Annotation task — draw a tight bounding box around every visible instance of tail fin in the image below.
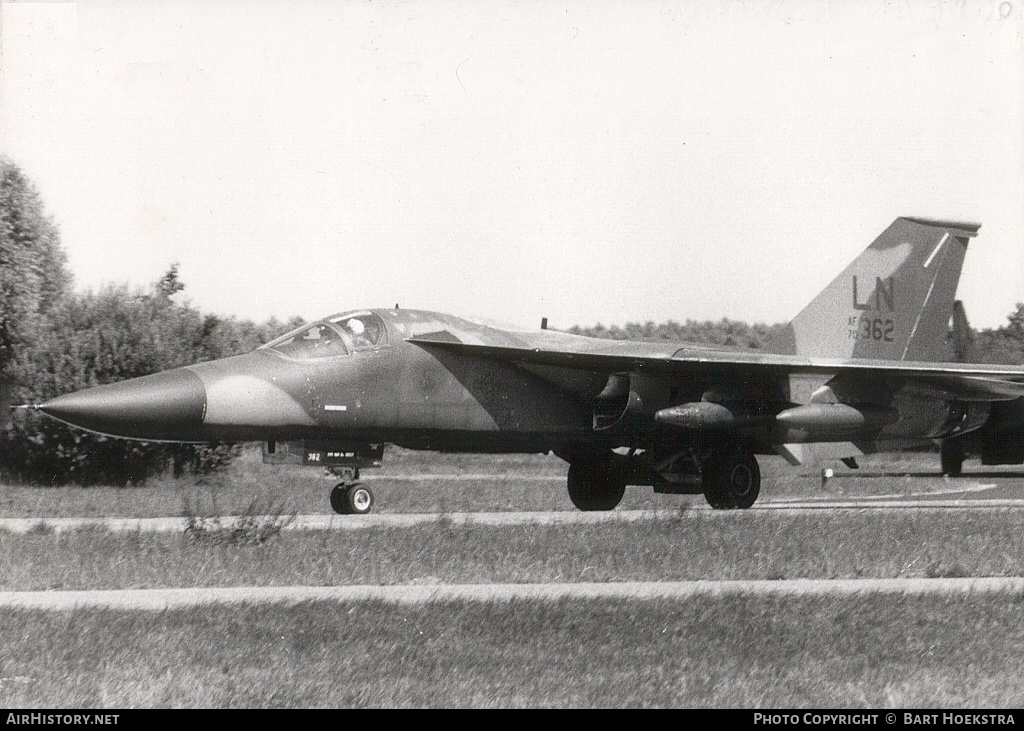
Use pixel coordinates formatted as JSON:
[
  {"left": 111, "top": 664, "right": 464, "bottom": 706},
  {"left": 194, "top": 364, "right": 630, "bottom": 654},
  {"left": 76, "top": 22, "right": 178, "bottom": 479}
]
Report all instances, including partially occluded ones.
[
  {"left": 949, "top": 299, "right": 977, "bottom": 363},
  {"left": 764, "top": 217, "right": 980, "bottom": 362}
]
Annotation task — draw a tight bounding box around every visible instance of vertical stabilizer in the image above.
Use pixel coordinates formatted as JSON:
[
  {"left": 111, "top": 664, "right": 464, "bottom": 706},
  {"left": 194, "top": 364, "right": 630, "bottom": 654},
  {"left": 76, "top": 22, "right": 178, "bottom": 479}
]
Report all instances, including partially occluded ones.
[
  {"left": 765, "top": 217, "right": 980, "bottom": 362},
  {"left": 949, "top": 300, "right": 977, "bottom": 363}
]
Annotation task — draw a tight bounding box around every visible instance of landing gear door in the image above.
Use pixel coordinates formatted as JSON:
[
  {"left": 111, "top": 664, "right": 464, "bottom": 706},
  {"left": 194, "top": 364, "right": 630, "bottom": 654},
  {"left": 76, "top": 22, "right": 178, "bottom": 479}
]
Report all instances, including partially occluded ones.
[{"left": 262, "top": 440, "right": 384, "bottom": 468}]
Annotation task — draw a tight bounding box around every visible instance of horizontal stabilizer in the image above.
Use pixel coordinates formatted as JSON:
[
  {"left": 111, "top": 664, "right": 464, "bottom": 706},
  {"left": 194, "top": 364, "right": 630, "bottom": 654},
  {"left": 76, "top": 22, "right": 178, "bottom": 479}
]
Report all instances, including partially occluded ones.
[{"left": 907, "top": 374, "right": 1024, "bottom": 402}]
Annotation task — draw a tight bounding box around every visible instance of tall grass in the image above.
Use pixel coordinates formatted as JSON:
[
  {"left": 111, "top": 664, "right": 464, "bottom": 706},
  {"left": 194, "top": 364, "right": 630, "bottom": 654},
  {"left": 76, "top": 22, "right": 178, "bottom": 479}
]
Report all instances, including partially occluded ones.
[
  {"left": 1, "top": 447, "right": 1021, "bottom": 708},
  {"left": 2, "top": 510, "right": 1024, "bottom": 591},
  {"left": 1, "top": 594, "right": 1024, "bottom": 707},
  {"left": 182, "top": 490, "right": 295, "bottom": 547}
]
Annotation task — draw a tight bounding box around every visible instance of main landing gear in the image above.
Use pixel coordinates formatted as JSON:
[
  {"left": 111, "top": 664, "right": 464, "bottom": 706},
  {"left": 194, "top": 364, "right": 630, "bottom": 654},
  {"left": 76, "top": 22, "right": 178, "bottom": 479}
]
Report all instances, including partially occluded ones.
[
  {"left": 328, "top": 467, "right": 374, "bottom": 515},
  {"left": 564, "top": 445, "right": 762, "bottom": 511},
  {"left": 652, "top": 444, "right": 761, "bottom": 509},
  {"left": 701, "top": 448, "right": 760, "bottom": 509},
  {"left": 566, "top": 460, "right": 626, "bottom": 511},
  {"left": 940, "top": 438, "right": 965, "bottom": 478}
]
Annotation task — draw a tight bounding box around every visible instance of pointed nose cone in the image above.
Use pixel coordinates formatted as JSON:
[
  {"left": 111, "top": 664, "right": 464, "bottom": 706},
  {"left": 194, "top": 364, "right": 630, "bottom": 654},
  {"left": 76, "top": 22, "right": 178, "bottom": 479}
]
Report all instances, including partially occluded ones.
[{"left": 39, "top": 368, "right": 207, "bottom": 441}]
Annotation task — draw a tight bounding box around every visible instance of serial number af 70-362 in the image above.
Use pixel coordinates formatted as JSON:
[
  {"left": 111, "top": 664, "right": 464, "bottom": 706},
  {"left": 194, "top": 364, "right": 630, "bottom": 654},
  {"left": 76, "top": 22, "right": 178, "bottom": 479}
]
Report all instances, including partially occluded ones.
[{"left": 848, "top": 315, "right": 895, "bottom": 342}]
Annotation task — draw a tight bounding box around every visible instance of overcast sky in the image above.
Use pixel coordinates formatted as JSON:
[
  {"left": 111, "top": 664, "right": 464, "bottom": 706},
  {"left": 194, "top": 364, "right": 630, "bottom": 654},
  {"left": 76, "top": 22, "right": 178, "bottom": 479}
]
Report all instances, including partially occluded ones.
[{"left": 1, "top": 0, "right": 1022, "bottom": 331}]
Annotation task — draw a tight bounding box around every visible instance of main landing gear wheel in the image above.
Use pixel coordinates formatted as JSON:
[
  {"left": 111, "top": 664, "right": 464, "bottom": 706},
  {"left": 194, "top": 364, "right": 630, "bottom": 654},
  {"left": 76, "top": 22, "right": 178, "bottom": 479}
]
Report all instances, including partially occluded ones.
[
  {"left": 330, "top": 483, "right": 374, "bottom": 515},
  {"left": 567, "top": 461, "right": 626, "bottom": 511},
  {"left": 941, "top": 438, "right": 965, "bottom": 477},
  {"left": 703, "top": 450, "right": 760, "bottom": 510}
]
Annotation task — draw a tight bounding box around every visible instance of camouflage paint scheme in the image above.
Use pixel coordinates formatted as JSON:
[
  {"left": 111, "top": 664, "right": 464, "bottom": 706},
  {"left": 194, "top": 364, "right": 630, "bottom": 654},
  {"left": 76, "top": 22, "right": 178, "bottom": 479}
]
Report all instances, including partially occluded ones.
[{"left": 33, "top": 218, "right": 1024, "bottom": 511}]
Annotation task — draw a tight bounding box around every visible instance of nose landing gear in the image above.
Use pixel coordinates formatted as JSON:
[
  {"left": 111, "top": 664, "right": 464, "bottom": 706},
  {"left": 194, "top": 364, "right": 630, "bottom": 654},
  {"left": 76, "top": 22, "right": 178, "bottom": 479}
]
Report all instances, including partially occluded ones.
[
  {"left": 330, "top": 482, "right": 374, "bottom": 514},
  {"left": 328, "top": 466, "right": 374, "bottom": 515}
]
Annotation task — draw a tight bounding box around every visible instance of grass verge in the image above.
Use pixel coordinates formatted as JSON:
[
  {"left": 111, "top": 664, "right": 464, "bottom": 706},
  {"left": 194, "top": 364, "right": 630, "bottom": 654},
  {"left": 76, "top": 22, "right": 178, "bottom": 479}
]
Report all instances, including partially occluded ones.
[
  {"left": 182, "top": 491, "right": 295, "bottom": 547},
  {"left": 2, "top": 510, "right": 1024, "bottom": 590},
  {"left": 1, "top": 593, "right": 1023, "bottom": 708}
]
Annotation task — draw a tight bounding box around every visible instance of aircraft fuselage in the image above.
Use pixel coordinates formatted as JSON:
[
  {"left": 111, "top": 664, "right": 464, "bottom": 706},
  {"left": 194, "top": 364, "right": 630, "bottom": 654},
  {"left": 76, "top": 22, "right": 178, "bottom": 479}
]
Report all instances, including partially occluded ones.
[
  {"left": 31, "top": 218, "right": 1024, "bottom": 513},
  {"left": 38, "top": 308, "right": 984, "bottom": 457}
]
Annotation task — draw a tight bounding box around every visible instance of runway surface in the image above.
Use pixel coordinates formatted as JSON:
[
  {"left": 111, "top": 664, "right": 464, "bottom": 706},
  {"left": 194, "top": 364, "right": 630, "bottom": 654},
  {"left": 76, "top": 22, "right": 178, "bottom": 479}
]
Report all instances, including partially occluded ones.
[{"left": 3, "top": 578, "right": 1024, "bottom": 610}]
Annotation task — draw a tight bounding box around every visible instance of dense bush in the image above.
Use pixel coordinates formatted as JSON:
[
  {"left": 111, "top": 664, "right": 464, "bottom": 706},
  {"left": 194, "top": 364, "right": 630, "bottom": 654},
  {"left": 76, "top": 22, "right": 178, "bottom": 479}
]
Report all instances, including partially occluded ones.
[
  {"left": 0, "top": 275, "right": 301, "bottom": 485},
  {"left": 0, "top": 157, "right": 302, "bottom": 485},
  {"left": 0, "top": 158, "right": 70, "bottom": 370},
  {"left": 975, "top": 303, "right": 1024, "bottom": 365}
]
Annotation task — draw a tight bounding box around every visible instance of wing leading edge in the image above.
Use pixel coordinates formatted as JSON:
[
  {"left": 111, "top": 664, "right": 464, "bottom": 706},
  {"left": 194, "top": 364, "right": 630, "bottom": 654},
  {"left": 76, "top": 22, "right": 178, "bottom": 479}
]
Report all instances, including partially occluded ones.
[{"left": 408, "top": 332, "right": 1024, "bottom": 402}]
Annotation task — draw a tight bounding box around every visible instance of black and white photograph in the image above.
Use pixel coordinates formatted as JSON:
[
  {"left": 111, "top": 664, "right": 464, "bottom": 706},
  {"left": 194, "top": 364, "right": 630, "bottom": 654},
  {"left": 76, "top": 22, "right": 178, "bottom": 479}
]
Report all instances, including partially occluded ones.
[{"left": 1, "top": 0, "right": 1023, "bottom": 710}]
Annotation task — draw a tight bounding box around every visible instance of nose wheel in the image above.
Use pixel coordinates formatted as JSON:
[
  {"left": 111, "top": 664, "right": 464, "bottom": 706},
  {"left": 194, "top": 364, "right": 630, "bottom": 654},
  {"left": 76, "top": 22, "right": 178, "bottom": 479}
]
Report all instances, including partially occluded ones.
[{"left": 330, "top": 482, "right": 374, "bottom": 515}]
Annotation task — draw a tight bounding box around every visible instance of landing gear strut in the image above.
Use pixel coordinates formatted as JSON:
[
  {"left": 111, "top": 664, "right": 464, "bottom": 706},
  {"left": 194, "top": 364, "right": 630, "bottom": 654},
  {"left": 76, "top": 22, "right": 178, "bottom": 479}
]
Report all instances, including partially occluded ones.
[
  {"left": 567, "top": 460, "right": 625, "bottom": 511},
  {"left": 702, "top": 448, "right": 760, "bottom": 509},
  {"left": 941, "top": 438, "right": 965, "bottom": 477},
  {"left": 328, "top": 467, "right": 374, "bottom": 515}
]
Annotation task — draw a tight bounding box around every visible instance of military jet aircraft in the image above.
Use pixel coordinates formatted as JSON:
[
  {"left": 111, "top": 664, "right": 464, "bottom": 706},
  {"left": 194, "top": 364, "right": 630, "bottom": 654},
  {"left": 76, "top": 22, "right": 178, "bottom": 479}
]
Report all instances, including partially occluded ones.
[{"left": 27, "top": 217, "right": 1024, "bottom": 514}]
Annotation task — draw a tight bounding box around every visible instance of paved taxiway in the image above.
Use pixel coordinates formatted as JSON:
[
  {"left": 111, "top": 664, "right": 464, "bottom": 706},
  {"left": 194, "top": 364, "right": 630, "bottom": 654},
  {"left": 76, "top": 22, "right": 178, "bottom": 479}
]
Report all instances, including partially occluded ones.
[
  {"left": 4, "top": 578, "right": 1024, "bottom": 611},
  {"left": 3, "top": 483, "right": 1022, "bottom": 610},
  {"left": 1, "top": 495, "right": 1023, "bottom": 534}
]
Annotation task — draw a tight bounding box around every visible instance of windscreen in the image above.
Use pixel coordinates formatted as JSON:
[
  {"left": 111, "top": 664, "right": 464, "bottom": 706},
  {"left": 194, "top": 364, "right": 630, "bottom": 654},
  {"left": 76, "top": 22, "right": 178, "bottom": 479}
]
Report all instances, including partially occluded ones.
[
  {"left": 265, "top": 323, "right": 350, "bottom": 359},
  {"left": 329, "top": 312, "right": 387, "bottom": 350}
]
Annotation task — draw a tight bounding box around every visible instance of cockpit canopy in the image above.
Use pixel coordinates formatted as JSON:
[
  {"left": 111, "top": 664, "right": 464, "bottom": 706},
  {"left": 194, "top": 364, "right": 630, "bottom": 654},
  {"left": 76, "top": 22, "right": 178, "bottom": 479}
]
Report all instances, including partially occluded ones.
[{"left": 263, "top": 311, "right": 387, "bottom": 359}]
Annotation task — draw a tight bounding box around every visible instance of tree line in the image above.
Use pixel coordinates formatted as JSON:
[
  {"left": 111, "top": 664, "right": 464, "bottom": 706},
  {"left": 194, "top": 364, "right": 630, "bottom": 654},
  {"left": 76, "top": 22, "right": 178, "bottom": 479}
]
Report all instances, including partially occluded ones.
[
  {"left": 571, "top": 312, "right": 1023, "bottom": 366},
  {"left": 2, "top": 156, "right": 1023, "bottom": 484},
  {"left": 568, "top": 319, "right": 786, "bottom": 349},
  {"left": 0, "top": 158, "right": 302, "bottom": 484}
]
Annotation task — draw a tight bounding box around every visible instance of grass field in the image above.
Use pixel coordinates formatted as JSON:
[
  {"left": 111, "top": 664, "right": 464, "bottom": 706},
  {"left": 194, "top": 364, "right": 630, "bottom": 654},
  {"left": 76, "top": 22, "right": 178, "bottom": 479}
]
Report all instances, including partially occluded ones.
[
  {"left": 2, "top": 445, "right": 1024, "bottom": 708},
  {"left": 0, "top": 443, "right": 1015, "bottom": 519},
  {"left": 2, "top": 595, "right": 1024, "bottom": 708},
  {"left": 2, "top": 510, "right": 1024, "bottom": 591}
]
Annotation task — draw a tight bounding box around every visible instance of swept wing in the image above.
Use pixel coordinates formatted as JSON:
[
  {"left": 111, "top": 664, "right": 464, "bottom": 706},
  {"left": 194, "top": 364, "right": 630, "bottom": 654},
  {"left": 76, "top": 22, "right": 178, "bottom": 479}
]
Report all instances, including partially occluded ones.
[{"left": 408, "top": 331, "right": 1024, "bottom": 402}]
